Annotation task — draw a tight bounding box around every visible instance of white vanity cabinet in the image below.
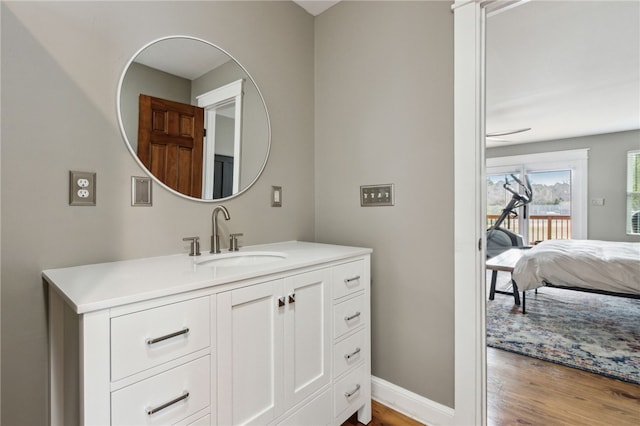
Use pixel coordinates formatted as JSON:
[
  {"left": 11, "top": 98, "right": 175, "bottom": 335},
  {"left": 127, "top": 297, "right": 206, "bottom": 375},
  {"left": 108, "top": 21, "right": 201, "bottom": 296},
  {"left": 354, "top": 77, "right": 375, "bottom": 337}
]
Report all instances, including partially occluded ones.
[
  {"left": 44, "top": 241, "right": 371, "bottom": 426},
  {"left": 216, "top": 268, "right": 332, "bottom": 425}
]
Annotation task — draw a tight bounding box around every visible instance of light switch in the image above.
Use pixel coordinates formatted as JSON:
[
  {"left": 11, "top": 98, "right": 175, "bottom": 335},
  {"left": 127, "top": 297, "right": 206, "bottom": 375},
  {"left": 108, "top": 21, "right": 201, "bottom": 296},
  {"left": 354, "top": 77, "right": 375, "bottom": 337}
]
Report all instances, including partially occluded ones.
[
  {"left": 272, "top": 186, "right": 282, "bottom": 207},
  {"left": 360, "top": 184, "right": 394, "bottom": 207}
]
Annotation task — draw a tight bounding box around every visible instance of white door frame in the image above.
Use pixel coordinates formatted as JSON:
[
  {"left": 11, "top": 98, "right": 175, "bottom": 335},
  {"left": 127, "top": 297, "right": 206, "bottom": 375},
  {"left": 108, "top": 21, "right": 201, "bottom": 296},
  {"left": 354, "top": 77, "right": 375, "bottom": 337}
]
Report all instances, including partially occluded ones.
[
  {"left": 197, "top": 79, "right": 244, "bottom": 199},
  {"left": 452, "top": 1, "right": 530, "bottom": 424},
  {"left": 452, "top": 1, "right": 486, "bottom": 424}
]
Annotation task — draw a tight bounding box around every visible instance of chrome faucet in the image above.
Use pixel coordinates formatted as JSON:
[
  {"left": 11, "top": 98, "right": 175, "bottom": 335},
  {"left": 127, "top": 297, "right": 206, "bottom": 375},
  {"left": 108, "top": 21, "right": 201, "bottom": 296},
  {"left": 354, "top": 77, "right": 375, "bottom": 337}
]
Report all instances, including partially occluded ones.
[{"left": 210, "top": 205, "right": 230, "bottom": 254}]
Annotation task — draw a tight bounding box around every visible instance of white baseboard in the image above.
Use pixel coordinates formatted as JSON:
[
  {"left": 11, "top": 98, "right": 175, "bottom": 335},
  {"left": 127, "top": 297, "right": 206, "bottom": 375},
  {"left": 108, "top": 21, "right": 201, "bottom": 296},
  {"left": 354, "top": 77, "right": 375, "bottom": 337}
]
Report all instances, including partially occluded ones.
[{"left": 371, "top": 376, "right": 455, "bottom": 426}]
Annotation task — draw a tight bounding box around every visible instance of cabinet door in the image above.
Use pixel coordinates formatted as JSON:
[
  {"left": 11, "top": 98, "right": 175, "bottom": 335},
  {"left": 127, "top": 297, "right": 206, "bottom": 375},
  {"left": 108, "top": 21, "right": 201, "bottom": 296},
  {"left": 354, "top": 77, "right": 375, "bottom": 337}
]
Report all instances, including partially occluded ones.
[
  {"left": 284, "top": 269, "right": 332, "bottom": 407},
  {"left": 217, "top": 280, "right": 284, "bottom": 425}
]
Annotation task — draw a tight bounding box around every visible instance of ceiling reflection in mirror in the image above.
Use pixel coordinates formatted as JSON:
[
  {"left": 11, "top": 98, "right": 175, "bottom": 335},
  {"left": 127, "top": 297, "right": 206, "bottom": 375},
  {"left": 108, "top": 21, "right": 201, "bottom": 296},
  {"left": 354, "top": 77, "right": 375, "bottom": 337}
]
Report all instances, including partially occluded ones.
[{"left": 117, "top": 36, "right": 271, "bottom": 201}]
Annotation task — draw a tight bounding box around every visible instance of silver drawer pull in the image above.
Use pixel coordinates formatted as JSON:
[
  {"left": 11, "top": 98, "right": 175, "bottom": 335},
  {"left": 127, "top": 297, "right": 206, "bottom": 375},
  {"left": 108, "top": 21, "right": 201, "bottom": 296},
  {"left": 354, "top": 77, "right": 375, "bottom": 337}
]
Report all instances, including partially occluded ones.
[
  {"left": 344, "top": 311, "right": 361, "bottom": 321},
  {"left": 344, "top": 347, "right": 361, "bottom": 360},
  {"left": 146, "top": 391, "right": 189, "bottom": 415},
  {"left": 288, "top": 293, "right": 296, "bottom": 304},
  {"left": 344, "top": 275, "right": 361, "bottom": 284},
  {"left": 344, "top": 384, "right": 361, "bottom": 398},
  {"left": 146, "top": 327, "right": 190, "bottom": 345},
  {"left": 278, "top": 296, "right": 286, "bottom": 308}
]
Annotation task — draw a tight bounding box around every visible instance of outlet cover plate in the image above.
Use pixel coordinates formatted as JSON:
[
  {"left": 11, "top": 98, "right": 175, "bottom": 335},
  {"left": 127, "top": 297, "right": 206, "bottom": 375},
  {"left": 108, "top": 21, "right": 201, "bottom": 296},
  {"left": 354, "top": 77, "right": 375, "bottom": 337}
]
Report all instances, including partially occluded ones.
[{"left": 69, "top": 171, "right": 96, "bottom": 206}]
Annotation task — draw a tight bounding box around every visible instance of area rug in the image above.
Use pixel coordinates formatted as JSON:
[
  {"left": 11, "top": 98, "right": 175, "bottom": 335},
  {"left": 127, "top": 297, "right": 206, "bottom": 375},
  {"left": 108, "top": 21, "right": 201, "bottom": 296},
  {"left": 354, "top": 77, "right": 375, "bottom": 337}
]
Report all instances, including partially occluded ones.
[{"left": 486, "top": 285, "right": 640, "bottom": 384}]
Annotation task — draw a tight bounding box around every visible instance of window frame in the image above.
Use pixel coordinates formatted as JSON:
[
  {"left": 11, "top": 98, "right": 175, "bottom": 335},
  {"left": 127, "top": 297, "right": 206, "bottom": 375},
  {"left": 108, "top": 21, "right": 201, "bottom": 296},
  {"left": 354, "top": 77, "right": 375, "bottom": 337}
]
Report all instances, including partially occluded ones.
[
  {"left": 487, "top": 149, "right": 589, "bottom": 240},
  {"left": 627, "top": 150, "right": 640, "bottom": 235}
]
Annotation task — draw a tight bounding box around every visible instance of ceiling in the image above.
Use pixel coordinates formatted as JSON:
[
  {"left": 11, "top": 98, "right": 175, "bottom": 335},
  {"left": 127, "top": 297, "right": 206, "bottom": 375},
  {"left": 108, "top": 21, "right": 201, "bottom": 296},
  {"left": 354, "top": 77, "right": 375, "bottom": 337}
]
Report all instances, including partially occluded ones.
[
  {"left": 292, "top": 0, "right": 639, "bottom": 148},
  {"left": 293, "top": 0, "right": 340, "bottom": 16},
  {"left": 133, "top": 37, "right": 231, "bottom": 81},
  {"left": 486, "top": 0, "right": 639, "bottom": 146},
  {"left": 142, "top": 2, "right": 639, "bottom": 149}
]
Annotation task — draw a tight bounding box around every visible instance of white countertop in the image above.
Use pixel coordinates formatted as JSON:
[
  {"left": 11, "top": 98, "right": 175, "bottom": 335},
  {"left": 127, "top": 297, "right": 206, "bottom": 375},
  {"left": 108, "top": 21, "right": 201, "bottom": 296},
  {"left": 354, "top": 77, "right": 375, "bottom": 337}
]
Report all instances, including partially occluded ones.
[{"left": 43, "top": 241, "right": 371, "bottom": 314}]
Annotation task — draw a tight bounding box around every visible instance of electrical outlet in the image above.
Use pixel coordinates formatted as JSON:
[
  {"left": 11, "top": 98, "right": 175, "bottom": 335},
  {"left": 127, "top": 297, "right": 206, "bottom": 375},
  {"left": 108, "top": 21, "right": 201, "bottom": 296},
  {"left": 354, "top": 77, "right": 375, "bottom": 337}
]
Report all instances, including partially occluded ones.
[{"left": 69, "top": 171, "right": 96, "bottom": 206}]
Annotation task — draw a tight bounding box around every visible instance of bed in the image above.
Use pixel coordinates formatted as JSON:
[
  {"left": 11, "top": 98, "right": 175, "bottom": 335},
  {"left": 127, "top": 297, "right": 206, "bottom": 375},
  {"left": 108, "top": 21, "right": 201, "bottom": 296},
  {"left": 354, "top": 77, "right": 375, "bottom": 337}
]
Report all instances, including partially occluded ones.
[{"left": 512, "top": 239, "right": 640, "bottom": 298}]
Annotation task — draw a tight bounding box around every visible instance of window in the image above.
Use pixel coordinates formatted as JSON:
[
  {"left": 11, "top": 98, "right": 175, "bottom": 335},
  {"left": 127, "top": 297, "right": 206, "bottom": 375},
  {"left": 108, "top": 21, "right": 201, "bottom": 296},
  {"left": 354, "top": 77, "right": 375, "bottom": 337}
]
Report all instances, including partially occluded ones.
[
  {"left": 627, "top": 150, "right": 640, "bottom": 234},
  {"left": 487, "top": 149, "right": 589, "bottom": 242}
]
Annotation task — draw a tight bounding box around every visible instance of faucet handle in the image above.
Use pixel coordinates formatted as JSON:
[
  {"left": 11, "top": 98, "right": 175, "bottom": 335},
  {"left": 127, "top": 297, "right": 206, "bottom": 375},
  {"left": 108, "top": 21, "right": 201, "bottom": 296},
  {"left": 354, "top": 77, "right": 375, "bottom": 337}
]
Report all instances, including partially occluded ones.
[
  {"left": 229, "top": 233, "right": 243, "bottom": 252},
  {"left": 182, "top": 236, "right": 201, "bottom": 256}
]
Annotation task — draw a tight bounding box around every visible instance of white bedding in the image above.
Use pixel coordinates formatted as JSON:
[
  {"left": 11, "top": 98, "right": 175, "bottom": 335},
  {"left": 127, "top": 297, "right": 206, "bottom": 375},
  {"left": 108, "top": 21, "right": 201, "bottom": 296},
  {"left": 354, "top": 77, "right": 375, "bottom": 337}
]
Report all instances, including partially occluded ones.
[{"left": 512, "top": 239, "right": 640, "bottom": 293}]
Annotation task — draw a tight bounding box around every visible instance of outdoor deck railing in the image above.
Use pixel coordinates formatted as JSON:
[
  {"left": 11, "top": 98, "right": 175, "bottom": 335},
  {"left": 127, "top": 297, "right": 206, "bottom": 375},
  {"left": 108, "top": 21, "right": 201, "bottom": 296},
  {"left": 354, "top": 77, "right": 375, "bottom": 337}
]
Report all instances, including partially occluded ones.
[{"left": 486, "top": 214, "right": 572, "bottom": 242}]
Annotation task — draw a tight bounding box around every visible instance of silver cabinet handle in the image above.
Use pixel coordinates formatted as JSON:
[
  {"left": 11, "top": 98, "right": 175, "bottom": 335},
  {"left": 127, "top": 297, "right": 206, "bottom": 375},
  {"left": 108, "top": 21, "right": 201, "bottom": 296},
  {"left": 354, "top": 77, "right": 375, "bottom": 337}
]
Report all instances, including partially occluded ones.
[
  {"left": 146, "top": 391, "right": 189, "bottom": 415},
  {"left": 344, "top": 311, "right": 361, "bottom": 321},
  {"left": 146, "top": 327, "right": 189, "bottom": 345},
  {"left": 344, "top": 384, "right": 361, "bottom": 398},
  {"left": 278, "top": 296, "right": 286, "bottom": 308},
  {"left": 288, "top": 293, "right": 296, "bottom": 304},
  {"left": 344, "top": 275, "right": 361, "bottom": 284},
  {"left": 344, "top": 347, "right": 361, "bottom": 360}
]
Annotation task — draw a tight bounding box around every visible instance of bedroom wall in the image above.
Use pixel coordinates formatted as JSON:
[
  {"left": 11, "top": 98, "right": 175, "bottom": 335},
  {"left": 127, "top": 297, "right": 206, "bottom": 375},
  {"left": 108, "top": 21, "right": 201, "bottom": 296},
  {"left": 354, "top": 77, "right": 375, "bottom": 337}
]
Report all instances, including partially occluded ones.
[
  {"left": 315, "top": 1, "right": 455, "bottom": 407},
  {"left": 487, "top": 129, "right": 640, "bottom": 242},
  {"left": 1, "top": 2, "right": 315, "bottom": 424}
]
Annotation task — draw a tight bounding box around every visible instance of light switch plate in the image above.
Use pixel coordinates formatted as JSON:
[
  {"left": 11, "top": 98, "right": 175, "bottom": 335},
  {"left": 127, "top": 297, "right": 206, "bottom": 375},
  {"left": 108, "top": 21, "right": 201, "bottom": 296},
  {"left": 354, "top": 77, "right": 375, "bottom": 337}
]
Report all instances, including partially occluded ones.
[
  {"left": 132, "top": 176, "right": 152, "bottom": 206},
  {"left": 272, "top": 186, "right": 282, "bottom": 207},
  {"left": 69, "top": 171, "right": 96, "bottom": 206},
  {"left": 360, "top": 184, "right": 394, "bottom": 207}
]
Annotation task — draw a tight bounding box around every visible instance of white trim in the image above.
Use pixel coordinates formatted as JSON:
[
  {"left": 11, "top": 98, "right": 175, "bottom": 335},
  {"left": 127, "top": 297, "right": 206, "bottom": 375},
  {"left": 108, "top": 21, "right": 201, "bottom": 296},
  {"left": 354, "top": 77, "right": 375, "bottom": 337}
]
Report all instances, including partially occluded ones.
[
  {"left": 371, "top": 376, "right": 454, "bottom": 426},
  {"left": 197, "top": 79, "right": 244, "bottom": 106},
  {"left": 453, "top": 1, "right": 486, "bottom": 424},
  {"left": 197, "top": 79, "right": 244, "bottom": 199},
  {"left": 453, "top": 1, "right": 538, "bottom": 424},
  {"left": 627, "top": 150, "right": 640, "bottom": 235},
  {"left": 486, "top": 148, "right": 589, "bottom": 168}
]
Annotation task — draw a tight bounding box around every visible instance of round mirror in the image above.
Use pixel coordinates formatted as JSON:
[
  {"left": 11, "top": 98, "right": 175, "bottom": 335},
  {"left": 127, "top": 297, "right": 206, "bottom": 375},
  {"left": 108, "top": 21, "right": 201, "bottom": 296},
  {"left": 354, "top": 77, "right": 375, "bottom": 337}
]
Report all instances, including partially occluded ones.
[{"left": 117, "top": 36, "right": 271, "bottom": 201}]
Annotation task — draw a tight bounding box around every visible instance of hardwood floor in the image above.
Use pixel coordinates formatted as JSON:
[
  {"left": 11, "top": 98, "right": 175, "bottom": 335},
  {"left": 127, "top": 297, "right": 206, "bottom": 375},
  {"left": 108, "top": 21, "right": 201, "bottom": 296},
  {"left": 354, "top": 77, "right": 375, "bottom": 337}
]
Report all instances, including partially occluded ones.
[
  {"left": 487, "top": 347, "right": 640, "bottom": 426},
  {"left": 341, "top": 400, "right": 424, "bottom": 426},
  {"left": 343, "top": 349, "right": 639, "bottom": 425}
]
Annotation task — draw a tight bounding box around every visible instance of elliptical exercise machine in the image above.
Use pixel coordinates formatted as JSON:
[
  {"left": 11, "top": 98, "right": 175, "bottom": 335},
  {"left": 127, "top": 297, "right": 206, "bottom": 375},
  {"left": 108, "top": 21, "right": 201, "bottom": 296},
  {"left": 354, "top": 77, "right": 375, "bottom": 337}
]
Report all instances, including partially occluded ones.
[{"left": 486, "top": 174, "right": 533, "bottom": 258}]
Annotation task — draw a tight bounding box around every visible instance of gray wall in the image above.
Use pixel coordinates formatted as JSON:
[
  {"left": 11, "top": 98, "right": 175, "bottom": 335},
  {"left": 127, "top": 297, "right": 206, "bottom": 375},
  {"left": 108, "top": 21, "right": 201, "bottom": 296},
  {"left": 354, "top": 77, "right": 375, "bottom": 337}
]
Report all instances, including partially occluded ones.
[
  {"left": 315, "top": 1, "right": 455, "bottom": 407},
  {"left": 488, "top": 130, "right": 640, "bottom": 242},
  {"left": 1, "top": 1, "right": 315, "bottom": 424}
]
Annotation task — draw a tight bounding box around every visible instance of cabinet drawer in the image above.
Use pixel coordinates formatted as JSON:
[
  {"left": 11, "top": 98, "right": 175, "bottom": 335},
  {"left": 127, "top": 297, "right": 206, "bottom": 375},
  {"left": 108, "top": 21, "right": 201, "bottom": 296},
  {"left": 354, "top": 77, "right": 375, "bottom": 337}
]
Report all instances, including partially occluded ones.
[
  {"left": 333, "top": 329, "right": 365, "bottom": 378},
  {"left": 278, "top": 388, "right": 332, "bottom": 426},
  {"left": 333, "top": 294, "right": 365, "bottom": 339},
  {"left": 333, "top": 364, "right": 366, "bottom": 417},
  {"left": 333, "top": 260, "right": 365, "bottom": 300},
  {"left": 111, "top": 296, "right": 210, "bottom": 381},
  {"left": 111, "top": 355, "right": 210, "bottom": 426},
  {"left": 183, "top": 413, "right": 210, "bottom": 426}
]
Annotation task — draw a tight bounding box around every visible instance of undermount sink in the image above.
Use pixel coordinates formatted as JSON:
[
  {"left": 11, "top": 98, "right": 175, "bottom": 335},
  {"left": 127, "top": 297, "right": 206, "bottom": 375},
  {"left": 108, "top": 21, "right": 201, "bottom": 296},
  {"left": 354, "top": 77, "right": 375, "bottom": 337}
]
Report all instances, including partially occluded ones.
[{"left": 195, "top": 251, "right": 288, "bottom": 267}]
